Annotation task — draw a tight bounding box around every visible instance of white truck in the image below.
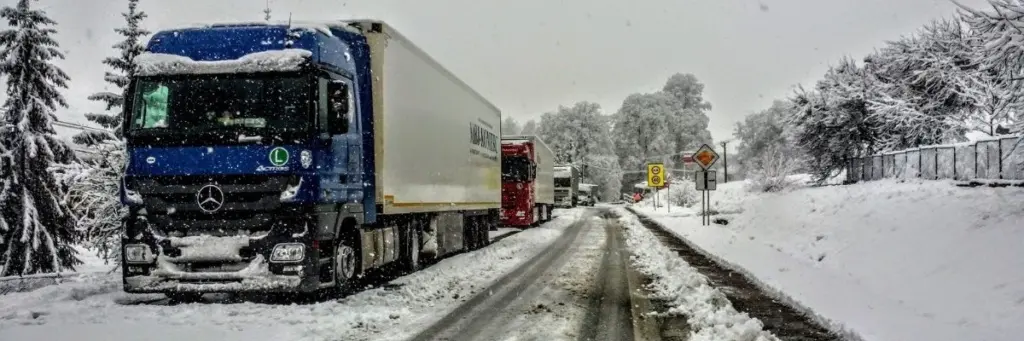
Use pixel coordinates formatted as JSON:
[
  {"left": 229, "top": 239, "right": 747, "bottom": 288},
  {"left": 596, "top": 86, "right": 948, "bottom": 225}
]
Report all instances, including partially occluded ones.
[
  {"left": 578, "top": 183, "right": 597, "bottom": 206},
  {"left": 553, "top": 165, "right": 580, "bottom": 208}
]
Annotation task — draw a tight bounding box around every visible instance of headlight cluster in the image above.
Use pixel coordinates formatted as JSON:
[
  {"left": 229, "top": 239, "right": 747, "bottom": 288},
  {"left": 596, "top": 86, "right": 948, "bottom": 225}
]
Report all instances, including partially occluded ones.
[
  {"left": 271, "top": 243, "right": 305, "bottom": 262},
  {"left": 124, "top": 244, "right": 154, "bottom": 264}
]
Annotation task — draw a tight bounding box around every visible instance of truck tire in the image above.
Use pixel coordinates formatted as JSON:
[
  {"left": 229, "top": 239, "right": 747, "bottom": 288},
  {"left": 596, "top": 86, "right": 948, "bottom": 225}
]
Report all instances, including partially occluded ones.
[
  {"left": 334, "top": 239, "right": 358, "bottom": 290},
  {"left": 399, "top": 220, "right": 422, "bottom": 273}
]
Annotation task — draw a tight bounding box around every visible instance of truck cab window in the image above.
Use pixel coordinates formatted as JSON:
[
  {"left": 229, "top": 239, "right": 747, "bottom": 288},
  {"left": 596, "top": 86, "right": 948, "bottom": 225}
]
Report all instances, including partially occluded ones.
[
  {"left": 135, "top": 83, "right": 170, "bottom": 128},
  {"left": 502, "top": 156, "right": 533, "bottom": 181},
  {"left": 325, "top": 80, "right": 351, "bottom": 134}
]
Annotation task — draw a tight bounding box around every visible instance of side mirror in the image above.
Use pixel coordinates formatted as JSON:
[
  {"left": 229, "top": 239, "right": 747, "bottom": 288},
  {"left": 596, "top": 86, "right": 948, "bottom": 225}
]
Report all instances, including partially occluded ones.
[{"left": 326, "top": 80, "right": 350, "bottom": 134}]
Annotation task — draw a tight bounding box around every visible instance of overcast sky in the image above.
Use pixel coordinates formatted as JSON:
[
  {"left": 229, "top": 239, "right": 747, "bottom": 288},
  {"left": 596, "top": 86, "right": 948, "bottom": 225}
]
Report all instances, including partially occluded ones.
[{"left": 37, "top": 0, "right": 992, "bottom": 144}]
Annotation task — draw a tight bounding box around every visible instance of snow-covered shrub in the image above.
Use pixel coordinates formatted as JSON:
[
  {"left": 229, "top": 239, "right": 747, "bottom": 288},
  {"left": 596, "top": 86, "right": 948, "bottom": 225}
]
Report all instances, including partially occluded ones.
[
  {"left": 745, "top": 145, "right": 800, "bottom": 193},
  {"left": 667, "top": 180, "right": 700, "bottom": 207},
  {"left": 52, "top": 142, "right": 126, "bottom": 264}
]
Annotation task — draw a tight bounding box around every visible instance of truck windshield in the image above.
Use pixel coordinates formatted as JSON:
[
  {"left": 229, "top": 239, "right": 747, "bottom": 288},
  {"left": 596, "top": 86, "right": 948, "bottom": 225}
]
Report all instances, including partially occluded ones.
[
  {"left": 502, "top": 156, "right": 532, "bottom": 181},
  {"left": 554, "top": 178, "right": 571, "bottom": 187},
  {"left": 128, "top": 73, "right": 312, "bottom": 138}
]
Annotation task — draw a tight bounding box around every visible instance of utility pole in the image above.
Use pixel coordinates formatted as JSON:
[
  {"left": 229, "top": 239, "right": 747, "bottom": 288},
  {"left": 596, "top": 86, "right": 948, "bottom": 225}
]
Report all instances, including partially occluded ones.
[{"left": 720, "top": 140, "right": 730, "bottom": 183}]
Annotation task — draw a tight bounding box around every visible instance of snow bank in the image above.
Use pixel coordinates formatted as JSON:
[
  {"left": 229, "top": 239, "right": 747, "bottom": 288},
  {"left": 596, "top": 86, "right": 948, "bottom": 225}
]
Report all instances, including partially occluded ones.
[
  {"left": 641, "top": 179, "right": 1024, "bottom": 341},
  {"left": 0, "top": 214, "right": 580, "bottom": 341},
  {"left": 135, "top": 49, "right": 312, "bottom": 76},
  {"left": 613, "top": 207, "right": 779, "bottom": 341}
]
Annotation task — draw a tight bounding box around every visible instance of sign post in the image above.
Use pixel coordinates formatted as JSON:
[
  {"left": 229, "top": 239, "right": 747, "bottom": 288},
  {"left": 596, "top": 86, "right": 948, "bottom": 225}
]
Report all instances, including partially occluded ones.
[
  {"left": 690, "top": 144, "right": 720, "bottom": 226},
  {"left": 647, "top": 163, "right": 665, "bottom": 209}
]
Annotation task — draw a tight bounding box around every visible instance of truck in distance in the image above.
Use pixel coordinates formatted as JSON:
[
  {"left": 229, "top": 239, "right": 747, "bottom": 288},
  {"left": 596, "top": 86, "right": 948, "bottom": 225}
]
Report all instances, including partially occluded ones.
[
  {"left": 118, "top": 20, "right": 501, "bottom": 300},
  {"left": 500, "top": 135, "right": 555, "bottom": 227},
  {"left": 553, "top": 165, "right": 580, "bottom": 208},
  {"left": 577, "top": 183, "right": 597, "bottom": 206}
]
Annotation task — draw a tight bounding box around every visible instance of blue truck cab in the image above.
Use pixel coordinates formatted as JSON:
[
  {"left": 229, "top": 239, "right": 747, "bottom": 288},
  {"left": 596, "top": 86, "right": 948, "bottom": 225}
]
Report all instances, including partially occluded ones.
[{"left": 118, "top": 20, "right": 498, "bottom": 299}]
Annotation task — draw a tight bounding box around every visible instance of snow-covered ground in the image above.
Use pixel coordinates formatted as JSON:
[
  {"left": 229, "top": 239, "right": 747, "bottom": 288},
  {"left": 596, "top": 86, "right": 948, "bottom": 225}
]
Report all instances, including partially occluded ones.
[
  {"left": 633, "top": 178, "right": 1024, "bottom": 341},
  {"left": 614, "top": 206, "right": 779, "bottom": 341},
  {"left": 489, "top": 227, "right": 522, "bottom": 239},
  {"left": 0, "top": 209, "right": 585, "bottom": 341}
]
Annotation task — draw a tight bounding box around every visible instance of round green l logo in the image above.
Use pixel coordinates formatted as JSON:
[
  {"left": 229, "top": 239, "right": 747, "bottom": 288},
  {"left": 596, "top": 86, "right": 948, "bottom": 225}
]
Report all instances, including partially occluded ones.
[{"left": 269, "top": 147, "right": 289, "bottom": 166}]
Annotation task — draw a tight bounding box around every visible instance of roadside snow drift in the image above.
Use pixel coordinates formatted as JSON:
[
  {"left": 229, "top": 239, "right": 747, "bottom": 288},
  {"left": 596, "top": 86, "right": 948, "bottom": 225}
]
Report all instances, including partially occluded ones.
[
  {"left": 637, "top": 178, "right": 1024, "bottom": 341},
  {"left": 614, "top": 207, "right": 780, "bottom": 341},
  {"left": 0, "top": 212, "right": 582, "bottom": 341}
]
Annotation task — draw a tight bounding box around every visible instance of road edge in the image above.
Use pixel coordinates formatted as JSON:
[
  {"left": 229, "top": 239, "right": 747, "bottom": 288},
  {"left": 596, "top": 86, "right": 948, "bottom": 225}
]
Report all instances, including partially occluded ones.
[
  {"left": 611, "top": 218, "right": 663, "bottom": 341},
  {"left": 624, "top": 206, "right": 863, "bottom": 341}
]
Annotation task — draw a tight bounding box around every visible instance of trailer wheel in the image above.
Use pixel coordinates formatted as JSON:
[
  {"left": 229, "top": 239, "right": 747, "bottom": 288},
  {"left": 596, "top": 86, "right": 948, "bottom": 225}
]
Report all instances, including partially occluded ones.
[{"left": 399, "top": 220, "right": 421, "bottom": 273}]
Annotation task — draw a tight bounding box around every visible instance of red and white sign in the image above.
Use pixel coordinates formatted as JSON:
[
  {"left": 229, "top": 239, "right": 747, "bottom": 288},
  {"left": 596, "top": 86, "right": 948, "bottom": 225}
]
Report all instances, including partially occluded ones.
[{"left": 691, "top": 144, "right": 720, "bottom": 171}]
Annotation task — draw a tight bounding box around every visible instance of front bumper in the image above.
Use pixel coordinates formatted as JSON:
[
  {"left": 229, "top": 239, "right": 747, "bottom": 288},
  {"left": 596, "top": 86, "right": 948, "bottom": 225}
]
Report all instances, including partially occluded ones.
[
  {"left": 121, "top": 212, "right": 323, "bottom": 294},
  {"left": 501, "top": 208, "right": 534, "bottom": 226}
]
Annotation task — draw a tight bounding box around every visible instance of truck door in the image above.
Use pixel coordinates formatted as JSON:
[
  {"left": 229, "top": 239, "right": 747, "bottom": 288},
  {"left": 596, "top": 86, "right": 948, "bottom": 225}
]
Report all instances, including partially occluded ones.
[{"left": 318, "top": 73, "right": 358, "bottom": 202}]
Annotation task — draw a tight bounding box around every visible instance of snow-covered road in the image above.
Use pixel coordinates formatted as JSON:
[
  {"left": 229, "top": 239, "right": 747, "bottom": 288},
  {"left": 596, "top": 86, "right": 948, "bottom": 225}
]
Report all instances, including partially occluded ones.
[
  {"left": 3, "top": 199, "right": 917, "bottom": 341},
  {"left": 0, "top": 209, "right": 586, "bottom": 341},
  {"left": 409, "top": 208, "right": 645, "bottom": 341}
]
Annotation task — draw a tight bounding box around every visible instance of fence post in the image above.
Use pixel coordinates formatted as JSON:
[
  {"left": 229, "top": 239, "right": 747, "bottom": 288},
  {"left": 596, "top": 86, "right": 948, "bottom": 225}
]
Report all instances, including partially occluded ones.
[
  {"left": 952, "top": 146, "right": 957, "bottom": 180},
  {"left": 935, "top": 148, "right": 939, "bottom": 180},
  {"left": 974, "top": 142, "right": 979, "bottom": 180},
  {"left": 998, "top": 139, "right": 1004, "bottom": 179},
  {"left": 918, "top": 149, "right": 923, "bottom": 178}
]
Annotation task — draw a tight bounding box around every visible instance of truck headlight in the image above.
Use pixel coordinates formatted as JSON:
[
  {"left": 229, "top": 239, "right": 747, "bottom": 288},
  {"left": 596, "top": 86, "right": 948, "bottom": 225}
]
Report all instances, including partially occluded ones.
[
  {"left": 124, "top": 244, "right": 154, "bottom": 264},
  {"left": 271, "top": 243, "right": 305, "bottom": 262}
]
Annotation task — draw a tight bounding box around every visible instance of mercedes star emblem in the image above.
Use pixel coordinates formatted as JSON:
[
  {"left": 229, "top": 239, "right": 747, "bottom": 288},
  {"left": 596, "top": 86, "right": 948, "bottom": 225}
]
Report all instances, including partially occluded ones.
[{"left": 196, "top": 184, "right": 225, "bottom": 213}]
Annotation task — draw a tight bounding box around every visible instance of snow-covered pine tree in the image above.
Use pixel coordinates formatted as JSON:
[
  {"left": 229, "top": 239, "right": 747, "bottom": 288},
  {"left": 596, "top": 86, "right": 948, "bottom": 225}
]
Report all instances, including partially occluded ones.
[
  {"left": 0, "top": 0, "right": 81, "bottom": 275},
  {"left": 61, "top": 0, "right": 147, "bottom": 264},
  {"left": 73, "top": 0, "right": 148, "bottom": 145},
  {"left": 264, "top": 0, "right": 272, "bottom": 22}
]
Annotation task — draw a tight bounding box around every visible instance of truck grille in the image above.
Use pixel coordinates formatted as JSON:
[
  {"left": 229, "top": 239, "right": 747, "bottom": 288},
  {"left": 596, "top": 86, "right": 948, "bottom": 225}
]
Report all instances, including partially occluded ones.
[{"left": 126, "top": 174, "right": 296, "bottom": 232}]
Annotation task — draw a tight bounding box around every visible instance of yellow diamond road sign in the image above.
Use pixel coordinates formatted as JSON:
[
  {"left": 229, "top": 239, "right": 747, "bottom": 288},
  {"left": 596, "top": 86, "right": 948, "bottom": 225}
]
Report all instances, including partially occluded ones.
[
  {"left": 647, "top": 163, "right": 665, "bottom": 187},
  {"left": 691, "top": 144, "right": 719, "bottom": 170}
]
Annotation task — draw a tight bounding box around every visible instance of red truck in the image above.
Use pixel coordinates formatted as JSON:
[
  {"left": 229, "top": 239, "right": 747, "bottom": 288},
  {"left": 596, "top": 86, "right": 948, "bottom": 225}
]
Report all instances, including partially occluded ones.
[{"left": 501, "top": 135, "right": 555, "bottom": 227}]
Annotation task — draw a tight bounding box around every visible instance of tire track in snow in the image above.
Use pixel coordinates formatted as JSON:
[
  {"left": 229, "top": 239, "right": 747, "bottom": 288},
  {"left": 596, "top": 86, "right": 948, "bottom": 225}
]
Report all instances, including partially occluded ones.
[
  {"left": 408, "top": 210, "right": 592, "bottom": 341},
  {"left": 578, "top": 212, "right": 634, "bottom": 341}
]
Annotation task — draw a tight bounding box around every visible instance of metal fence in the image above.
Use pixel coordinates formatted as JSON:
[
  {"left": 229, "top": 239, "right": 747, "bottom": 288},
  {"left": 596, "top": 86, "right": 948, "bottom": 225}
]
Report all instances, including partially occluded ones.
[{"left": 846, "top": 135, "right": 1024, "bottom": 183}]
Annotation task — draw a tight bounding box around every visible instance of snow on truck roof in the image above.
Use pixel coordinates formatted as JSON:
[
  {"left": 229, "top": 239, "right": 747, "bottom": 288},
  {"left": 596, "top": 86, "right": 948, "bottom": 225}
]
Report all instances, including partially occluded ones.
[
  {"left": 135, "top": 49, "right": 313, "bottom": 76},
  {"left": 160, "top": 19, "right": 389, "bottom": 35}
]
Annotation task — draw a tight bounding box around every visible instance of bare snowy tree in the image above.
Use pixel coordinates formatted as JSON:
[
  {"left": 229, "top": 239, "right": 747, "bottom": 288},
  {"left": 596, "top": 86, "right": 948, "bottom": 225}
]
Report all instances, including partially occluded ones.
[
  {"left": 788, "top": 58, "right": 883, "bottom": 183},
  {"left": 734, "top": 100, "right": 801, "bottom": 172},
  {"left": 957, "top": 0, "right": 1024, "bottom": 80},
  {"left": 73, "top": 0, "right": 148, "bottom": 145},
  {"left": 958, "top": 0, "right": 1024, "bottom": 155},
  {"left": 0, "top": 0, "right": 81, "bottom": 275},
  {"left": 536, "top": 102, "right": 622, "bottom": 196},
  {"left": 519, "top": 119, "right": 538, "bottom": 135},
  {"left": 501, "top": 116, "right": 521, "bottom": 136},
  {"left": 661, "top": 73, "right": 715, "bottom": 163},
  {"left": 611, "top": 92, "right": 677, "bottom": 172},
  {"left": 53, "top": 143, "right": 125, "bottom": 264}
]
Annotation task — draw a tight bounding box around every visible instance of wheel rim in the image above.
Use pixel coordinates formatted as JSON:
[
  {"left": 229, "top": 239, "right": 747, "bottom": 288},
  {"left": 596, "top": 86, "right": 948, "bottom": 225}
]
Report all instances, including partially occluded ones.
[{"left": 336, "top": 245, "right": 356, "bottom": 281}]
